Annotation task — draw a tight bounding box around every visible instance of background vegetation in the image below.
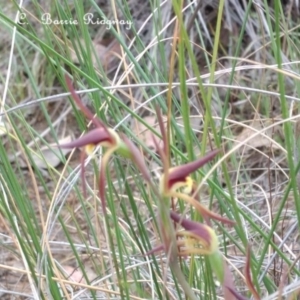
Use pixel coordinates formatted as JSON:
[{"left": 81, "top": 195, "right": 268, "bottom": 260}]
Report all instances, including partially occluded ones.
[{"left": 1, "top": 0, "right": 300, "bottom": 299}]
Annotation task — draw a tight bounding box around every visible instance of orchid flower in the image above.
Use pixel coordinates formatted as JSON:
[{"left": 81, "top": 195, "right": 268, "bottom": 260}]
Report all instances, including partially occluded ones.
[
  {"left": 153, "top": 105, "right": 234, "bottom": 226},
  {"left": 145, "top": 106, "right": 236, "bottom": 299},
  {"left": 170, "top": 211, "right": 219, "bottom": 255},
  {"left": 60, "top": 76, "right": 150, "bottom": 214},
  {"left": 159, "top": 151, "right": 235, "bottom": 226},
  {"left": 147, "top": 211, "right": 225, "bottom": 282}
]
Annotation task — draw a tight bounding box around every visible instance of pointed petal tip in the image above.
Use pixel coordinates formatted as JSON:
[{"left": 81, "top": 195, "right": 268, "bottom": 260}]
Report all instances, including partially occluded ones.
[
  {"left": 59, "top": 128, "right": 112, "bottom": 149},
  {"left": 195, "top": 203, "right": 236, "bottom": 226},
  {"left": 168, "top": 149, "right": 221, "bottom": 187},
  {"left": 65, "top": 75, "right": 108, "bottom": 129}
]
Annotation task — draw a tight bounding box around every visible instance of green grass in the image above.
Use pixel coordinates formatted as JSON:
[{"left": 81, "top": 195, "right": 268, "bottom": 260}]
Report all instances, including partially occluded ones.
[{"left": 1, "top": 0, "right": 300, "bottom": 299}]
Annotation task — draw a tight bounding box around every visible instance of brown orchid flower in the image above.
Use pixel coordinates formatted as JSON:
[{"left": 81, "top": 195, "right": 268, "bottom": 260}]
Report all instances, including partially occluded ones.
[
  {"left": 143, "top": 106, "right": 236, "bottom": 295},
  {"left": 153, "top": 106, "right": 234, "bottom": 226},
  {"left": 146, "top": 211, "right": 218, "bottom": 255},
  {"left": 147, "top": 210, "right": 225, "bottom": 283},
  {"left": 170, "top": 211, "right": 219, "bottom": 255},
  {"left": 60, "top": 76, "right": 150, "bottom": 214}
]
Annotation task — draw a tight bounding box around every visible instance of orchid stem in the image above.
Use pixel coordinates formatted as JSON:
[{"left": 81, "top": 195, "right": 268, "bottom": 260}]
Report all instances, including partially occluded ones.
[{"left": 170, "top": 261, "right": 198, "bottom": 300}]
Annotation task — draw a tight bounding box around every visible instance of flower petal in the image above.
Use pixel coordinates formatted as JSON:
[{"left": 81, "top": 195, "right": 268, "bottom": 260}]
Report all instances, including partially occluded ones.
[
  {"left": 170, "top": 211, "right": 218, "bottom": 253},
  {"left": 59, "top": 128, "right": 114, "bottom": 150},
  {"left": 171, "top": 191, "right": 235, "bottom": 226},
  {"left": 167, "top": 149, "right": 220, "bottom": 191},
  {"left": 176, "top": 230, "right": 212, "bottom": 255},
  {"left": 65, "top": 75, "right": 107, "bottom": 129}
]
